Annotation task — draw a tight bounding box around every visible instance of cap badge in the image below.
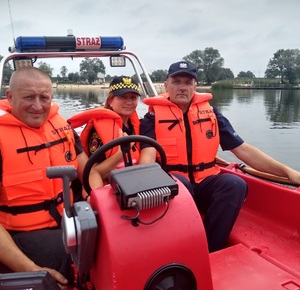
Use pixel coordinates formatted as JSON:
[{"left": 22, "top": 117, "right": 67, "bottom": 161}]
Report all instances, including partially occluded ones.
[
  {"left": 122, "top": 77, "right": 132, "bottom": 85},
  {"left": 179, "top": 62, "right": 188, "bottom": 68}
]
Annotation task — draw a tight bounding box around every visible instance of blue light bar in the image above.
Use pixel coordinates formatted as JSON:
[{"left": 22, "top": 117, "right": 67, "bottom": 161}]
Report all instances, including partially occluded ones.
[{"left": 10, "top": 35, "right": 125, "bottom": 52}]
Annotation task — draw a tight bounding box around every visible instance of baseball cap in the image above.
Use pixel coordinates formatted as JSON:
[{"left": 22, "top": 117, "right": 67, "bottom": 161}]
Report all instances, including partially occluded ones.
[
  {"left": 109, "top": 76, "right": 140, "bottom": 96},
  {"left": 167, "top": 61, "right": 197, "bottom": 79}
]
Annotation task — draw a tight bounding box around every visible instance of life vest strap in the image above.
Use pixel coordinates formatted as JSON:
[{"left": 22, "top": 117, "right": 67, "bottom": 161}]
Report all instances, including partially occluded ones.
[
  {"left": 0, "top": 192, "right": 64, "bottom": 225},
  {"left": 17, "top": 137, "right": 68, "bottom": 154},
  {"left": 158, "top": 119, "right": 180, "bottom": 130},
  {"left": 166, "top": 160, "right": 216, "bottom": 173},
  {"left": 193, "top": 117, "right": 211, "bottom": 125}
]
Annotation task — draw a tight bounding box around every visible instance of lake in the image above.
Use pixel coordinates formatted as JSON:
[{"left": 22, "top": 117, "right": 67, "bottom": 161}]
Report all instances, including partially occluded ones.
[{"left": 52, "top": 88, "right": 300, "bottom": 171}]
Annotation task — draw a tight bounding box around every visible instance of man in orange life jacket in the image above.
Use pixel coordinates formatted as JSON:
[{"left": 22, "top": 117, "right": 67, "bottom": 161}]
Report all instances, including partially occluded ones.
[
  {"left": 0, "top": 67, "right": 103, "bottom": 288},
  {"left": 139, "top": 60, "right": 300, "bottom": 252}
]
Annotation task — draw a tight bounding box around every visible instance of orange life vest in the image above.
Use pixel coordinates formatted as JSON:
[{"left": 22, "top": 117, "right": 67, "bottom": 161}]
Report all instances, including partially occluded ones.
[
  {"left": 143, "top": 93, "right": 220, "bottom": 183},
  {"left": 68, "top": 107, "right": 140, "bottom": 165},
  {"left": 0, "top": 100, "right": 78, "bottom": 231}
]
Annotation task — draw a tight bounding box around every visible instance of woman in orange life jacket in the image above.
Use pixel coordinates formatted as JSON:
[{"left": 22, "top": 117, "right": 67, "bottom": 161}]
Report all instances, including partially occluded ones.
[{"left": 68, "top": 76, "right": 140, "bottom": 189}]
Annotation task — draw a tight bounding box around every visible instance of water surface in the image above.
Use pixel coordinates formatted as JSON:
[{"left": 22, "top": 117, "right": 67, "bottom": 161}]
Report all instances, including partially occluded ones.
[{"left": 53, "top": 88, "right": 300, "bottom": 171}]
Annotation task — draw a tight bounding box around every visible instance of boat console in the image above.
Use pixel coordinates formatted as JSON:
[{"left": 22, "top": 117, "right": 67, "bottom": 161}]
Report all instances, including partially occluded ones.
[{"left": 38, "top": 135, "right": 212, "bottom": 289}]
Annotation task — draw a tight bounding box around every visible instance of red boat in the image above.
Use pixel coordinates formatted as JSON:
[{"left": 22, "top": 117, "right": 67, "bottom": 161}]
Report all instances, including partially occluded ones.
[{"left": 0, "top": 34, "right": 300, "bottom": 290}]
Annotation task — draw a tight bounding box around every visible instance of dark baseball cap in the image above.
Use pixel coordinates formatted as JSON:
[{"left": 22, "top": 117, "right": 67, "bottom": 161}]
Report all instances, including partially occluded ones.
[
  {"left": 167, "top": 61, "right": 197, "bottom": 79},
  {"left": 109, "top": 76, "right": 140, "bottom": 96}
]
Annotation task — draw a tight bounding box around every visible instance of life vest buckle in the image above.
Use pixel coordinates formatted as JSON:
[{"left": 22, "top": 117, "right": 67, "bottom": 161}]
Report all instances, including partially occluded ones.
[
  {"left": 194, "top": 163, "right": 205, "bottom": 171},
  {"left": 52, "top": 192, "right": 64, "bottom": 206},
  {"left": 193, "top": 160, "right": 216, "bottom": 172}
]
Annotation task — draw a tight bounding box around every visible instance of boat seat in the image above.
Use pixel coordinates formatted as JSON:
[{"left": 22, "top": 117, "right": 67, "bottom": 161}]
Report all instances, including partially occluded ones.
[
  {"left": 210, "top": 243, "right": 300, "bottom": 290},
  {"left": 224, "top": 166, "right": 300, "bottom": 280}
]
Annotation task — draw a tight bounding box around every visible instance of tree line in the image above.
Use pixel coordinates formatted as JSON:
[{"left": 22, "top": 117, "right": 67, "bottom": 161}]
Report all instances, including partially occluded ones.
[{"left": 1, "top": 48, "right": 300, "bottom": 85}]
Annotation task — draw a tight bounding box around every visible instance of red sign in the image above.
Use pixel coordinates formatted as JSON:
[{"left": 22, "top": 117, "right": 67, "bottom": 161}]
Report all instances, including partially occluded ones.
[{"left": 76, "top": 37, "right": 101, "bottom": 50}]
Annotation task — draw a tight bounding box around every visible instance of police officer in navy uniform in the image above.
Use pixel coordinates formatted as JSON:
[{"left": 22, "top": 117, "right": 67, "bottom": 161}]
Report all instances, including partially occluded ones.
[{"left": 139, "top": 61, "right": 300, "bottom": 252}]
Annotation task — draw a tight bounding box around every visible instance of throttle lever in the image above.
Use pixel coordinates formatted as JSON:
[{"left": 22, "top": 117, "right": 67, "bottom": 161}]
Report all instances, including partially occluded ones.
[{"left": 46, "top": 165, "right": 77, "bottom": 218}]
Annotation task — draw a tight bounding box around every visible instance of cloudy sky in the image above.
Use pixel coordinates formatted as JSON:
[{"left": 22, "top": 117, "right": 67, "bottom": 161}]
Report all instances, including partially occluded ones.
[{"left": 0, "top": 0, "right": 299, "bottom": 77}]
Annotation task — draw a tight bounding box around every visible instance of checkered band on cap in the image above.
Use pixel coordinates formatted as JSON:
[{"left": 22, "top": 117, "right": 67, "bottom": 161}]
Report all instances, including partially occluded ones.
[{"left": 109, "top": 77, "right": 139, "bottom": 94}]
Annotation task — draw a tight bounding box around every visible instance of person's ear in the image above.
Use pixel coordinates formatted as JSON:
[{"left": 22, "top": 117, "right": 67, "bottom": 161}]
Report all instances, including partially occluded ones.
[
  {"left": 164, "top": 81, "right": 168, "bottom": 92},
  {"left": 6, "top": 90, "right": 13, "bottom": 104}
]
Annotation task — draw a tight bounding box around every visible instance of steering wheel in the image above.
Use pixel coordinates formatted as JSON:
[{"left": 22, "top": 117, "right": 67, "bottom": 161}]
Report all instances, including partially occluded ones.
[{"left": 83, "top": 135, "right": 167, "bottom": 194}]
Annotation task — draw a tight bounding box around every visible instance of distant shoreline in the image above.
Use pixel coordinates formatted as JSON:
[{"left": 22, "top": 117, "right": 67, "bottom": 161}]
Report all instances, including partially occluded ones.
[{"left": 55, "top": 83, "right": 212, "bottom": 93}]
